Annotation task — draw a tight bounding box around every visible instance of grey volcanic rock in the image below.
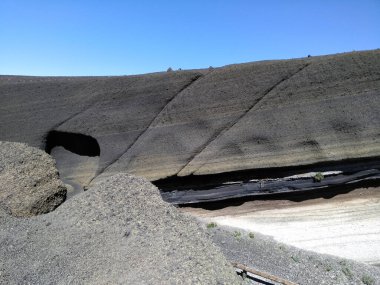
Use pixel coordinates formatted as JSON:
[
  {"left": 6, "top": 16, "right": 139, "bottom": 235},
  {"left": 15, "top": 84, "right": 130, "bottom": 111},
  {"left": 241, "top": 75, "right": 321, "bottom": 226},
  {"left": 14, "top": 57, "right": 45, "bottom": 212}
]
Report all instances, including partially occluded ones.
[
  {"left": 106, "top": 58, "right": 308, "bottom": 179},
  {"left": 1, "top": 50, "right": 379, "bottom": 182},
  {"left": 183, "top": 51, "right": 380, "bottom": 175},
  {"left": 0, "top": 174, "right": 242, "bottom": 284},
  {"left": 109, "top": 50, "right": 380, "bottom": 179},
  {"left": 0, "top": 71, "right": 204, "bottom": 174},
  {"left": 0, "top": 141, "right": 66, "bottom": 217},
  {"left": 54, "top": 72, "right": 204, "bottom": 172}
]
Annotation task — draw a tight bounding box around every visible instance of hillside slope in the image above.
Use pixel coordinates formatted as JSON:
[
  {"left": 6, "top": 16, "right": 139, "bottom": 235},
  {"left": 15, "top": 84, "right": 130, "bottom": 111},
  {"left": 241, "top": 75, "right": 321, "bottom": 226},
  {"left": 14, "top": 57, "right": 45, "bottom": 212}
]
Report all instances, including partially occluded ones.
[{"left": 1, "top": 50, "right": 379, "bottom": 182}]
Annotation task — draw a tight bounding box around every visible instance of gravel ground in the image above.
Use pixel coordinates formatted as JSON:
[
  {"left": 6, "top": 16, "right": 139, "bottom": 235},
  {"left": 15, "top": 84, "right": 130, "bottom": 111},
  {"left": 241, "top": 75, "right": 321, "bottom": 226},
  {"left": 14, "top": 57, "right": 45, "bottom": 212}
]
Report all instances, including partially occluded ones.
[
  {"left": 0, "top": 173, "right": 242, "bottom": 284},
  {"left": 206, "top": 225, "right": 380, "bottom": 285}
]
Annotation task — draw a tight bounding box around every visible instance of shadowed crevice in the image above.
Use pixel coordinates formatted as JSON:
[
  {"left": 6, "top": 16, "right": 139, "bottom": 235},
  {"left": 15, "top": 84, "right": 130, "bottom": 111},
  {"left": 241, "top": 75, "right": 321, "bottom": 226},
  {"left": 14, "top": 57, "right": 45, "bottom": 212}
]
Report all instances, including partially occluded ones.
[
  {"left": 45, "top": 131, "right": 100, "bottom": 157},
  {"left": 155, "top": 156, "right": 380, "bottom": 205}
]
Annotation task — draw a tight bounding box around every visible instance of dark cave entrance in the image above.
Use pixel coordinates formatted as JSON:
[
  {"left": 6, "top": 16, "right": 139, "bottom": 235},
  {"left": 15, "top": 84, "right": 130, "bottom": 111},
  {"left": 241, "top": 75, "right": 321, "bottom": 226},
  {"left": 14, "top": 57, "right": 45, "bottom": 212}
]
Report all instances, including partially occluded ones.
[
  {"left": 45, "top": 130, "right": 100, "bottom": 198},
  {"left": 45, "top": 130, "right": 100, "bottom": 157}
]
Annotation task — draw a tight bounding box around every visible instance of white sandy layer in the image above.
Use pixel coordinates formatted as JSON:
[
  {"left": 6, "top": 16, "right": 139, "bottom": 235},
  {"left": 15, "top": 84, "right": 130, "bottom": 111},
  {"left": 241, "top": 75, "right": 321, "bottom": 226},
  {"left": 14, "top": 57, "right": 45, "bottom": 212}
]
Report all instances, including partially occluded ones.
[{"left": 184, "top": 187, "right": 380, "bottom": 265}]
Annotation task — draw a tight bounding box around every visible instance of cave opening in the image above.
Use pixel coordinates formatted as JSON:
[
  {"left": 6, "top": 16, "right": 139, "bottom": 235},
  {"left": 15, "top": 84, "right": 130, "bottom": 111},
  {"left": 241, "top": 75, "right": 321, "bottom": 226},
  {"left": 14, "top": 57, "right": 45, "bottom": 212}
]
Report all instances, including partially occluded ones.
[
  {"left": 44, "top": 130, "right": 100, "bottom": 198},
  {"left": 45, "top": 130, "right": 100, "bottom": 157}
]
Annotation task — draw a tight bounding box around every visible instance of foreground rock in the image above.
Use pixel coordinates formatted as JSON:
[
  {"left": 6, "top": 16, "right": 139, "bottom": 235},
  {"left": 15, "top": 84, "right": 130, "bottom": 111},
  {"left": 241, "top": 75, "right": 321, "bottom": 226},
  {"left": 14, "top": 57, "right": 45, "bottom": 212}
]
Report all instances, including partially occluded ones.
[
  {"left": 0, "top": 174, "right": 241, "bottom": 284},
  {"left": 0, "top": 141, "right": 66, "bottom": 217}
]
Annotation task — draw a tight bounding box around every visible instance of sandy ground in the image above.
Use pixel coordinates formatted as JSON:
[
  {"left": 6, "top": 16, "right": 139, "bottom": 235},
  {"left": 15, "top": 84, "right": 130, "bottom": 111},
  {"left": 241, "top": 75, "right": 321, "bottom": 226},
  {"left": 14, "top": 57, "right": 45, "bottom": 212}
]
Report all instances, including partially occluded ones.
[
  {"left": 182, "top": 187, "right": 380, "bottom": 265},
  {"left": 51, "top": 146, "right": 99, "bottom": 198}
]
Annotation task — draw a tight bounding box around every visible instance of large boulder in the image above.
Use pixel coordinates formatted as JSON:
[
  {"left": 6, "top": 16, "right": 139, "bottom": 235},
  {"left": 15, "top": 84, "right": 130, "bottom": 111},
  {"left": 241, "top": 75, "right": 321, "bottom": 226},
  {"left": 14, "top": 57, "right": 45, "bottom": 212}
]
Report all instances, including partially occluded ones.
[
  {"left": 0, "top": 141, "right": 66, "bottom": 217},
  {"left": 0, "top": 174, "right": 242, "bottom": 284}
]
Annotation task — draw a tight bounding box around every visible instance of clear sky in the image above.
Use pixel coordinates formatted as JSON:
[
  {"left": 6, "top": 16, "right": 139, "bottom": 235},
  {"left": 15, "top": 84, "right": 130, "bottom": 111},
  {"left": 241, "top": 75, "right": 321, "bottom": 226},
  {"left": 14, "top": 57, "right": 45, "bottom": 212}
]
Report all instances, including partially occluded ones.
[{"left": 1, "top": 0, "right": 379, "bottom": 76}]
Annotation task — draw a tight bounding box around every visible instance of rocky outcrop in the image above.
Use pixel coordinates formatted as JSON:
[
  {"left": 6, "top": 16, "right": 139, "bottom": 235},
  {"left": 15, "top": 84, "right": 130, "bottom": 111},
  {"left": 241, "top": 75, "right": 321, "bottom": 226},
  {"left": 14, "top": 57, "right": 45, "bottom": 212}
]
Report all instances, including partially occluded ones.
[
  {"left": 0, "top": 174, "right": 242, "bottom": 284},
  {"left": 0, "top": 141, "right": 66, "bottom": 217},
  {"left": 1, "top": 50, "right": 379, "bottom": 183},
  {"left": 0, "top": 142, "right": 66, "bottom": 217}
]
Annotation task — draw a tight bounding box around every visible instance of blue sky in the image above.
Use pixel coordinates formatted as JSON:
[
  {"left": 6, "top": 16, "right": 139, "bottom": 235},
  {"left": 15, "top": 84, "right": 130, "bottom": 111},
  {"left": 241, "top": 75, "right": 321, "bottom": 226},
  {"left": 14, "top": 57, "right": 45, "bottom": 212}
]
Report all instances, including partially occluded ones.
[{"left": 1, "top": 0, "right": 379, "bottom": 76}]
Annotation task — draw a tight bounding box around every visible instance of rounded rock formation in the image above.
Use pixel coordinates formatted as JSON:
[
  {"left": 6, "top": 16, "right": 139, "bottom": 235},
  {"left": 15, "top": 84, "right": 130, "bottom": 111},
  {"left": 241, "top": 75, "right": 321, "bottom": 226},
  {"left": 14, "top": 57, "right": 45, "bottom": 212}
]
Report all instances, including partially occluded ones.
[{"left": 0, "top": 141, "right": 67, "bottom": 217}]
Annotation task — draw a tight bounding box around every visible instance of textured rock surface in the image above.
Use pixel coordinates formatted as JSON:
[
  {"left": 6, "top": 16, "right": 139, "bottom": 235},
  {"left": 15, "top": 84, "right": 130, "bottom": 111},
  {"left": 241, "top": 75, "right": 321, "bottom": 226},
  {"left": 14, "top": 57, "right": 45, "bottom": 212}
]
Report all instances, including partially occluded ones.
[
  {"left": 106, "top": 59, "right": 308, "bottom": 179},
  {"left": 184, "top": 51, "right": 380, "bottom": 176},
  {"left": 0, "top": 141, "right": 66, "bottom": 217},
  {"left": 0, "top": 50, "right": 379, "bottom": 182},
  {"left": 0, "top": 174, "right": 242, "bottom": 285},
  {"left": 103, "top": 50, "right": 380, "bottom": 180},
  {"left": 0, "top": 71, "right": 204, "bottom": 173}
]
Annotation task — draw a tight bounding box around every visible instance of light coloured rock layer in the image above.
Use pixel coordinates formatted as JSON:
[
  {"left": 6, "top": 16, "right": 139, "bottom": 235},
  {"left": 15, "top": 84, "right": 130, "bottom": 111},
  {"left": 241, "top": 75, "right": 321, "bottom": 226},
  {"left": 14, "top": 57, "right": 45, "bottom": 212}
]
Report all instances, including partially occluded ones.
[
  {"left": 50, "top": 146, "right": 99, "bottom": 197},
  {"left": 184, "top": 187, "right": 380, "bottom": 265}
]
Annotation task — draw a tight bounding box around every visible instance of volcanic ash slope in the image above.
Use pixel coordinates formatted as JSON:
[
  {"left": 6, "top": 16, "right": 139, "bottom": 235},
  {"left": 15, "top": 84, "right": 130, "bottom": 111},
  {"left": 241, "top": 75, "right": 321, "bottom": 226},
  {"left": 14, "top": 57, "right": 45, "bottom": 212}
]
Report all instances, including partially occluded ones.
[
  {"left": 0, "top": 172, "right": 242, "bottom": 284},
  {"left": 2, "top": 50, "right": 379, "bottom": 182}
]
